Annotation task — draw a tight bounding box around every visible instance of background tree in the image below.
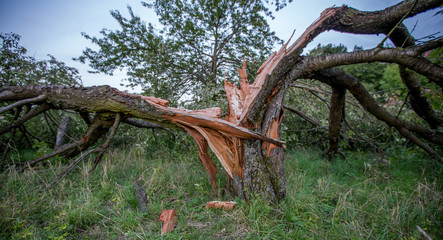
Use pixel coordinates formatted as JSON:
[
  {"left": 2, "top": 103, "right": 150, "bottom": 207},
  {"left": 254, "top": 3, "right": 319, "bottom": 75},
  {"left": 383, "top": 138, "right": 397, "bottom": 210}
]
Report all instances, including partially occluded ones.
[
  {"left": 76, "top": 0, "right": 282, "bottom": 107},
  {"left": 0, "top": 33, "right": 82, "bottom": 87}
]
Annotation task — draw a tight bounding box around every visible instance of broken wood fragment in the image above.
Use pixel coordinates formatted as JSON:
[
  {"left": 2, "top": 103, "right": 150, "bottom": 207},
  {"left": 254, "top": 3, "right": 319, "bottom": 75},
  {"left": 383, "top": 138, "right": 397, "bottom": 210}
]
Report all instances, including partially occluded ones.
[
  {"left": 205, "top": 201, "right": 237, "bottom": 211},
  {"left": 158, "top": 209, "right": 177, "bottom": 235}
]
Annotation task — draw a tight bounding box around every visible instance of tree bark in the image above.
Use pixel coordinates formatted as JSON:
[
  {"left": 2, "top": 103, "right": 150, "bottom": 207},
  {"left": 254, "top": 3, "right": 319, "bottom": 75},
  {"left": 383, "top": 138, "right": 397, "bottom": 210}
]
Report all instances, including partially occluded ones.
[
  {"left": 325, "top": 86, "right": 346, "bottom": 160},
  {"left": 54, "top": 116, "right": 71, "bottom": 149}
]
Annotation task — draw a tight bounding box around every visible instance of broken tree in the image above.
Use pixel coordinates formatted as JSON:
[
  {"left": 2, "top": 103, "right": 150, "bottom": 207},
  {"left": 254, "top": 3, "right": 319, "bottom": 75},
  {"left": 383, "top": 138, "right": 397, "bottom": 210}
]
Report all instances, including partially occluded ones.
[{"left": 1, "top": 0, "right": 442, "bottom": 203}]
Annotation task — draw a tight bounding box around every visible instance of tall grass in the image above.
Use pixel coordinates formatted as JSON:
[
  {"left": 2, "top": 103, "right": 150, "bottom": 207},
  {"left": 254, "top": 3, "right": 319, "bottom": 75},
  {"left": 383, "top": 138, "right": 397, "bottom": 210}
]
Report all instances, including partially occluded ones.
[{"left": 0, "top": 145, "right": 441, "bottom": 239}]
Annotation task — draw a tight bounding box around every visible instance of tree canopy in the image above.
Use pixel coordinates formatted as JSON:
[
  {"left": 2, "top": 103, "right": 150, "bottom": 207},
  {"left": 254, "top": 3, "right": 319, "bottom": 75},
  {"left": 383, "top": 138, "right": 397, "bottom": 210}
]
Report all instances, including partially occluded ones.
[
  {"left": 76, "top": 0, "right": 283, "bottom": 106},
  {"left": 0, "top": 33, "right": 82, "bottom": 87}
]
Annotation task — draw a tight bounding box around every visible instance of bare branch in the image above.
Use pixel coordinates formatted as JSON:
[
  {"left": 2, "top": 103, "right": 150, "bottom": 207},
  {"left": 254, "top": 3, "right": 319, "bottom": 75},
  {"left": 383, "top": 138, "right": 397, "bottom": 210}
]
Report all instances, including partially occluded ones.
[
  {"left": 397, "top": 127, "right": 442, "bottom": 163},
  {"left": 0, "top": 95, "right": 47, "bottom": 115},
  {"left": 0, "top": 104, "right": 51, "bottom": 136},
  {"left": 300, "top": 41, "right": 443, "bottom": 87},
  {"left": 92, "top": 113, "right": 122, "bottom": 169},
  {"left": 283, "top": 104, "right": 321, "bottom": 127},
  {"left": 46, "top": 147, "right": 97, "bottom": 190},
  {"left": 20, "top": 117, "right": 103, "bottom": 171}
]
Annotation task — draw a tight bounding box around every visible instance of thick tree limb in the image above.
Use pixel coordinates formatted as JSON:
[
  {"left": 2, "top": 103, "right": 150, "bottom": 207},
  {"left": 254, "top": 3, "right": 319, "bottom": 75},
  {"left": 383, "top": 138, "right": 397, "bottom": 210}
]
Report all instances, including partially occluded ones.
[
  {"left": 382, "top": 19, "right": 443, "bottom": 129},
  {"left": 0, "top": 85, "right": 284, "bottom": 147},
  {"left": 300, "top": 40, "right": 443, "bottom": 87},
  {"left": 399, "top": 67, "right": 443, "bottom": 128},
  {"left": 327, "top": 0, "right": 442, "bottom": 39}
]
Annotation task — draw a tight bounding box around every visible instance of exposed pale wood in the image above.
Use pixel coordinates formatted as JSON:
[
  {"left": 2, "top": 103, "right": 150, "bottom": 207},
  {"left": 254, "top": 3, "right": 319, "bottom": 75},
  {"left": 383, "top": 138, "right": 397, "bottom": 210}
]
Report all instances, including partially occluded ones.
[
  {"left": 205, "top": 201, "right": 236, "bottom": 210},
  {"left": 158, "top": 209, "right": 177, "bottom": 235}
]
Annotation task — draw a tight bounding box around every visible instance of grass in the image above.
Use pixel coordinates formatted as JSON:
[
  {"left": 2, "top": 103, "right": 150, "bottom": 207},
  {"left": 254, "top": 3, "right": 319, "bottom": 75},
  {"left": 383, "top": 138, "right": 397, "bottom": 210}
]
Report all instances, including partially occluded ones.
[{"left": 0, "top": 144, "right": 441, "bottom": 239}]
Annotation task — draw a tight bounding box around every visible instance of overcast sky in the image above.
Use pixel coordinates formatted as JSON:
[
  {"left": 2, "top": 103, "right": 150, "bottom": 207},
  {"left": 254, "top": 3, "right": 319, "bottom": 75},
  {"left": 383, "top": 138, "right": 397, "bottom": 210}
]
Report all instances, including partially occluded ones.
[{"left": 0, "top": 0, "right": 441, "bottom": 92}]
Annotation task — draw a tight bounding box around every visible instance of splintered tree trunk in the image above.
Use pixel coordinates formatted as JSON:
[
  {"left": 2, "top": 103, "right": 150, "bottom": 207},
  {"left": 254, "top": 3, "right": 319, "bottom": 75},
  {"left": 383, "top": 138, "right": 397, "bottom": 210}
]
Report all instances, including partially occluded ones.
[
  {"left": 0, "top": 8, "right": 340, "bottom": 202},
  {"left": 4, "top": 0, "right": 441, "bottom": 202}
]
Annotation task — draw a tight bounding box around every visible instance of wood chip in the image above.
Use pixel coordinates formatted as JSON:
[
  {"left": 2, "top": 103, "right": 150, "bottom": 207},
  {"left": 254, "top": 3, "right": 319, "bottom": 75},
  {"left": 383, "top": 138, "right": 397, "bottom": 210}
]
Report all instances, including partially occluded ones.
[
  {"left": 205, "top": 201, "right": 237, "bottom": 211},
  {"left": 158, "top": 209, "right": 177, "bottom": 235}
]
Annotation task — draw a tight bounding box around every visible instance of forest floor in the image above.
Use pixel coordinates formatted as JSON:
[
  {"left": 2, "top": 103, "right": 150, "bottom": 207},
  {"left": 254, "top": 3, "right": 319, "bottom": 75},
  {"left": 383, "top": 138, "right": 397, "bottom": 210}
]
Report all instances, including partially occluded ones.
[{"left": 0, "top": 144, "right": 441, "bottom": 239}]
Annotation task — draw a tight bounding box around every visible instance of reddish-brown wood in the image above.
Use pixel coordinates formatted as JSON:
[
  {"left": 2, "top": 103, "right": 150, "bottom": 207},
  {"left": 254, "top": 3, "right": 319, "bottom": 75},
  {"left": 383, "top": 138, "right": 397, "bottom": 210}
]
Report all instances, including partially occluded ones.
[
  {"left": 205, "top": 201, "right": 237, "bottom": 211},
  {"left": 158, "top": 209, "right": 177, "bottom": 235}
]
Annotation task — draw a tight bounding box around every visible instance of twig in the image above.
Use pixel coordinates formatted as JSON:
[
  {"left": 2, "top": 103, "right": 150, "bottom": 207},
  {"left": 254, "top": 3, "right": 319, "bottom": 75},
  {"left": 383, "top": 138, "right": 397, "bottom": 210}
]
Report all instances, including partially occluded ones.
[
  {"left": 1, "top": 107, "right": 21, "bottom": 167},
  {"left": 416, "top": 225, "right": 433, "bottom": 240},
  {"left": 43, "top": 112, "right": 56, "bottom": 137},
  {"left": 20, "top": 125, "right": 53, "bottom": 145},
  {"left": 0, "top": 104, "right": 51, "bottom": 136},
  {"left": 310, "top": 91, "right": 330, "bottom": 109},
  {"left": 378, "top": 0, "right": 419, "bottom": 48},
  {"left": 284, "top": 104, "right": 322, "bottom": 127},
  {"left": 46, "top": 148, "right": 97, "bottom": 190},
  {"left": 396, "top": 92, "right": 409, "bottom": 118}
]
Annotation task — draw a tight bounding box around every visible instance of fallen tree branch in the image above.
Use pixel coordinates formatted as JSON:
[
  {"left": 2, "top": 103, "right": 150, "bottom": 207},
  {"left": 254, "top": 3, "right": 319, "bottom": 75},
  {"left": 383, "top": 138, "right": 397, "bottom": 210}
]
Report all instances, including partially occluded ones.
[
  {"left": 46, "top": 147, "right": 97, "bottom": 190},
  {"left": 48, "top": 113, "right": 123, "bottom": 189},
  {"left": 92, "top": 113, "right": 122, "bottom": 170},
  {"left": 20, "top": 116, "right": 104, "bottom": 171},
  {"left": 397, "top": 127, "right": 442, "bottom": 163},
  {"left": 0, "top": 94, "right": 47, "bottom": 115},
  {"left": 300, "top": 41, "right": 443, "bottom": 87},
  {"left": 0, "top": 104, "right": 51, "bottom": 136},
  {"left": 1, "top": 107, "right": 21, "bottom": 167},
  {"left": 283, "top": 104, "right": 321, "bottom": 127},
  {"left": 310, "top": 68, "right": 443, "bottom": 160}
]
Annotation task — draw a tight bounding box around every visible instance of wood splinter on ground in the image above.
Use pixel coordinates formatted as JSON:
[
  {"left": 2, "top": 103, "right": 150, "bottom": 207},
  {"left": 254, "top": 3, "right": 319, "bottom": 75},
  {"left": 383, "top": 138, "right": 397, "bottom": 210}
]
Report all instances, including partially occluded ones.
[
  {"left": 158, "top": 209, "right": 177, "bottom": 235},
  {"left": 205, "top": 201, "right": 237, "bottom": 211}
]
